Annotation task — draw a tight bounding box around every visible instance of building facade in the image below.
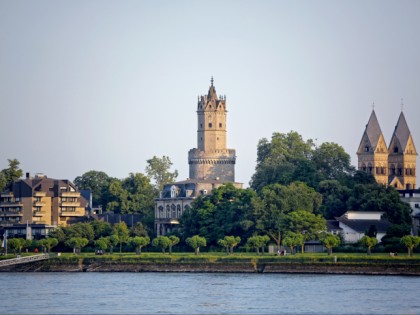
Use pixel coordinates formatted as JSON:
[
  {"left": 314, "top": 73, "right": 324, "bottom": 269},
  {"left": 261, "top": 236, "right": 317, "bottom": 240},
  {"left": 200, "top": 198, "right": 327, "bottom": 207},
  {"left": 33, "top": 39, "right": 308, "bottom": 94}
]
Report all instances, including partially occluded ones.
[
  {"left": 0, "top": 173, "right": 88, "bottom": 238},
  {"left": 155, "top": 79, "right": 242, "bottom": 236},
  {"left": 357, "top": 110, "right": 417, "bottom": 189}
]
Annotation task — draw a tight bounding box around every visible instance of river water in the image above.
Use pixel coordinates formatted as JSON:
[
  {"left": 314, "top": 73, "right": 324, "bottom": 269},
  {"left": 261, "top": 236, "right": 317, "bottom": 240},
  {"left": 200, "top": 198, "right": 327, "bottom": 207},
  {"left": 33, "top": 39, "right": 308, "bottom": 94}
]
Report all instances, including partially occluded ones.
[{"left": 1, "top": 272, "right": 419, "bottom": 314}]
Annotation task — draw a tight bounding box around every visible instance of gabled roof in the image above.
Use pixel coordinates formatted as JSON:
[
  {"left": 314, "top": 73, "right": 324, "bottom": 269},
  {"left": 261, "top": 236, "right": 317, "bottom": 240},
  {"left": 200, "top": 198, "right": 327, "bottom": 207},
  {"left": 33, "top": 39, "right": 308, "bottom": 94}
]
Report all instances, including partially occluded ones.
[
  {"left": 389, "top": 112, "right": 413, "bottom": 152},
  {"left": 335, "top": 216, "right": 391, "bottom": 233}
]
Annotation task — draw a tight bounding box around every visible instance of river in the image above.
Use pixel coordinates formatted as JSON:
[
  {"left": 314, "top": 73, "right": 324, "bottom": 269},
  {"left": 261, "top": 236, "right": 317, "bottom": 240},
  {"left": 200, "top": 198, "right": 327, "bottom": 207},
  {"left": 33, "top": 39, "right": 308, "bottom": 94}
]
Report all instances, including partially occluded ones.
[{"left": 1, "top": 273, "right": 419, "bottom": 314}]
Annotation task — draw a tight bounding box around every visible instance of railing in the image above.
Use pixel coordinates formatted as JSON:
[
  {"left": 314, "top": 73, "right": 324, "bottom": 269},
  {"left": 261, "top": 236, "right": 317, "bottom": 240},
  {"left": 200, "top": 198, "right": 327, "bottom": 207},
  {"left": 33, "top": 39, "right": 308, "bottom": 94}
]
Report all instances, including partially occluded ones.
[{"left": 0, "top": 254, "right": 50, "bottom": 267}]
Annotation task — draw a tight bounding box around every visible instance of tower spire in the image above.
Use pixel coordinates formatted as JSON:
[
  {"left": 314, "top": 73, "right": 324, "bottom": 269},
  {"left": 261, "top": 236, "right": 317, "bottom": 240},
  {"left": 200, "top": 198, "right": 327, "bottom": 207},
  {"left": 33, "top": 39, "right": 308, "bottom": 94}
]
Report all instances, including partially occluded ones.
[
  {"left": 401, "top": 98, "right": 404, "bottom": 112},
  {"left": 211, "top": 76, "right": 214, "bottom": 86}
]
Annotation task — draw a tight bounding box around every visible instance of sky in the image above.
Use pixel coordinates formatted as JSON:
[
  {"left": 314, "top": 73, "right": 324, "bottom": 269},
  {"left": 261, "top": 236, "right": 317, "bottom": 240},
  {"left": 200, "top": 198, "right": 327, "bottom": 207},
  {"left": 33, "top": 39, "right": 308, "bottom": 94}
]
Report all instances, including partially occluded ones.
[{"left": 1, "top": 1, "right": 419, "bottom": 188}]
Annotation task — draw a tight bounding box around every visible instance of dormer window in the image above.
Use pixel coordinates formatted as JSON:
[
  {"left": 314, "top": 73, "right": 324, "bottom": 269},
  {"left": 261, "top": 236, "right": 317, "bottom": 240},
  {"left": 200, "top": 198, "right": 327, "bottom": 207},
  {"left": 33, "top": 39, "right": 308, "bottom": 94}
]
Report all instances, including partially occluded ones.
[
  {"left": 170, "top": 185, "right": 177, "bottom": 198},
  {"left": 394, "top": 147, "right": 398, "bottom": 153}
]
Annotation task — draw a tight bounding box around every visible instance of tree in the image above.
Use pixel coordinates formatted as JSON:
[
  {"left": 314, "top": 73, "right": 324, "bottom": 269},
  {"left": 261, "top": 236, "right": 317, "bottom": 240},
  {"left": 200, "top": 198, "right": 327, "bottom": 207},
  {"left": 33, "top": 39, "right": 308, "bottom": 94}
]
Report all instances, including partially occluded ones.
[
  {"left": 8, "top": 238, "right": 25, "bottom": 254},
  {"left": 95, "top": 237, "right": 109, "bottom": 252},
  {"left": 251, "top": 131, "right": 315, "bottom": 191},
  {"left": 400, "top": 235, "right": 420, "bottom": 257},
  {"left": 131, "top": 222, "right": 149, "bottom": 237},
  {"left": 181, "top": 184, "right": 257, "bottom": 246},
  {"left": 360, "top": 236, "right": 378, "bottom": 255},
  {"left": 65, "top": 237, "right": 89, "bottom": 254},
  {"left": 318, "top": 180, "right": 351, "bottom": 219},
  {"left": 186, "top": 235, "right": 207, "bottom": 255},
  {"left": 130, "top": 236, "right": 150, "bottom": 255},
  {"left": 113, "top": 222, "right": 130, "bottom": 253},
  {"left": 65, "top": 223, "right": 95, "bottom": 242},
  {"left": 282, "top": 210, "right": 326, "bottom": 253},
  {"left": 152, "top": 236, "right": 171, "bottom": 253},
  {"left": 107, "top": 235, "right": 119, "bottom": 254},
  {"left": 253, "top": 182, "right": 322, "bottom": 250},
  {"left": 1, "top": 159, "right": 23, "bottom": 188},
  {"left": 282, "top": 232, "right": 304, "bottom": 255},
  {"left": 168, "top": 236, "right": 180, "bottom": 255},
  {"left": 44, "top": 238, "right": 58, "bottom": 253},
  {"left": 74, "top": 170, "right": 113, "bottom": 209},
  {"left": 246, "top": 235, "right": 270, "bottom": 255},
  {"left": 321, "top": 234, "right": 341, "bottom": 255},
  {"left": 217, "top": 236, "right": 241, "bottom": 255},
  {"left": 145, "top": 156, "right": 178, "bottom": 191},
  {"left": 312, "top": 142, "right": 353, "bottom": 181},
  {"left": 91, "top": 220, "right": 113, "bottom": 239},
  {"left": 0, "top": 172, "right": 6, "bottom": 192}
]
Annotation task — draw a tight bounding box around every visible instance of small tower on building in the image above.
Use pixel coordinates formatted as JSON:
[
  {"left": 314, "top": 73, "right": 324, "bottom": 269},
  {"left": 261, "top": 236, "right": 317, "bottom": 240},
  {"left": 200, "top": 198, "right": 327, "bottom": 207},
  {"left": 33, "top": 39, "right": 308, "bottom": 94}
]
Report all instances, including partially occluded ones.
[
  {"left": 357, "top": 110, "right": 389, "bottom": 185},
  {"left": 388, "top": 112, "right": 417, "bottom": 189}
]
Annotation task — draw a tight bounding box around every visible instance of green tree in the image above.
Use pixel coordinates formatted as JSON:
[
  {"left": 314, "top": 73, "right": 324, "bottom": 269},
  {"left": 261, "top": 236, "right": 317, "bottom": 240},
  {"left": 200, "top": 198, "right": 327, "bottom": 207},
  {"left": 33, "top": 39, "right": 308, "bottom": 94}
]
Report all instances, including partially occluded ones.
[
  {"left": 65, "top": 237, "right": 89, "bottom": 254},
  {"left": 113, "top": 222, "right": 130, "bottom": 253},
  {"left": 95, "top": 237, "right": 109, "bottom": 252},
  {"left": 1, "top": 159, "right": 23, "bottom": 188},
  {"left": 74, "top": 170, "right": 113, "bottom": 209},
  {"left": 400, "top": 235, "right": 420, "bottom": 257},
  {"left": 66, "top": 223, "right": 95, "bottom": 242},
  {"left": 130, "top": 236, "right": 150, "bottom": 255},
  {"left": 8, "top": 238, "right": 25, "bottom": 254},
  {"left": 360, "top": 236, "right": 378, "bottom": 255},
  {"left": 253, "top": 182, "right": 322, "bottom": 250},
  {"left": 181, "top": 184, "right": 257, "bottom": 245},
  {"left": 44, "top": 238, "right": 58, "bottom": 253},
  {"left": 49, "top": 227, "right": 66, "bottom": 243},
  {"left": 131, "top": 222, "right": 149, "bottom": 237},
  {"left": 246, "top": 235, "right": 270, "bottom": 255},
  {"left": 168, "top": 236, "right": 180, "bottom": 255},
  {"left": 186, "top": 235, "right": 207, "bottom": 255},
  {"left": 282, "top": 232, "right": 304, "bottom": 255},
  {"left": 321, "top": 234, "right": 341, "bottom": 255},
  {"left": 152, "top": 236, "right": 171, "bottom": 253},
  {"left": 250, "top": 131, "right": 315, "bottom": 191},
  {"left": 282, "top": 210, "right": 326, "bottom": 253},
  {"left": 145, "top": 156, "right": 178, "bottom": 191},
  {"left": 107, "top": 235, "right": 119, "bottom": 254},
  {"left": 318, "top": 180, "right": 351, "bottom": 219},
  {"left": 0, "top": 172, "right": 6, "bottom": 192},
  {"left": 91, "top": 220, "right": 113, "bottom": 239},
  {"left": 217, "top": 236, "right": 241, "bottom": 254}
]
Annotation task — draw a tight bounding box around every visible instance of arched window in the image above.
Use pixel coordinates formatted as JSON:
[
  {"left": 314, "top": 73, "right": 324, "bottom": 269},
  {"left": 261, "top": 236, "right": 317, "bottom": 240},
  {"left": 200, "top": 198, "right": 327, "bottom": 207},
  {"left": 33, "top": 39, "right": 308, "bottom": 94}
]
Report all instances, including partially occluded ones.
[
  {"left": 166, "top": 205, "right": 170, "bottom": 218},
  {"left": 177, "top": 205, "right": 181, "bottom": 218},
  {"left": 171, "top": 204, "right": 176, "bottom": 218},
  {"left": 394, "top": 147, "right": 398, "bottom": 153},
  {"left": 390, "top": 165, "right": 396, "bottom": 175},
  {"left": 364, "top": 145, "right": 369, "bottom": 152}
]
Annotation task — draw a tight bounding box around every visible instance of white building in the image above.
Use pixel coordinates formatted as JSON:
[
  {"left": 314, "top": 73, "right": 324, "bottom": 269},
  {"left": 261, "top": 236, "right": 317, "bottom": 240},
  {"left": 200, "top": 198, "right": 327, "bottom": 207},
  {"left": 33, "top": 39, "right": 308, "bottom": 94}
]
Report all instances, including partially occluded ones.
[
  {"left": 399, "top": 189, "right": 420, "bottom": 235},
  {"left": 335, "top": 211, "right": 391, "bottom": 243}
]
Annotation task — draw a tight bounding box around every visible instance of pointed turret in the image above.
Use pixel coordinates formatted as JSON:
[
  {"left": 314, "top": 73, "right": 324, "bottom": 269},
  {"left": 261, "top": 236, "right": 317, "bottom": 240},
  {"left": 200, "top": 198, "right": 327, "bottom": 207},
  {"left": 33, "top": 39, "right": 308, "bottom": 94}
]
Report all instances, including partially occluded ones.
[
  {"left": 357, "top": 110, "right": 388, "bottom": 185},
  {"left": 388, "top": 111, "right": 417, "bottom": 189},
  {"left": 207, "top": 77, "right": 218, "bottom": 100}
]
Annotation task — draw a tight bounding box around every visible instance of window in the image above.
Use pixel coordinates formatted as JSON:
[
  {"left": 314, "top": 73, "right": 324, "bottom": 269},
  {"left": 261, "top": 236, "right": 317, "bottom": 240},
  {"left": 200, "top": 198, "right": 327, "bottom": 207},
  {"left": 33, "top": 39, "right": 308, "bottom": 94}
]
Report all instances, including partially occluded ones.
[
  {"left": 200, "top": 124, "right": 202, "bottom": 128},
  {"left": 209, "top": 123, "right": 212, "bottom": 128},
  {"left": 394, "top": 147, "right": 398, "bottom": 153},
  {"left": 219, "top": 123, "right": 222, "bottom": 128},
  {"left": 414, "top": 204, "right": 419, "bottom": 209},
  {"left": 364, "top": 146, "right": 369, "bottom": 152}
]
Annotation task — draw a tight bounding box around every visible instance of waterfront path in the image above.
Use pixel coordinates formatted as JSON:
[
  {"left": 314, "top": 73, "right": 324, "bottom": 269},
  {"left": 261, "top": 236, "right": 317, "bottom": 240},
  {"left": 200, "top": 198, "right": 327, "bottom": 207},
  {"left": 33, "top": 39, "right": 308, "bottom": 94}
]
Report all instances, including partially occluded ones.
[{"left": 0, "top": 254, "right": 50, "bottom": 268}]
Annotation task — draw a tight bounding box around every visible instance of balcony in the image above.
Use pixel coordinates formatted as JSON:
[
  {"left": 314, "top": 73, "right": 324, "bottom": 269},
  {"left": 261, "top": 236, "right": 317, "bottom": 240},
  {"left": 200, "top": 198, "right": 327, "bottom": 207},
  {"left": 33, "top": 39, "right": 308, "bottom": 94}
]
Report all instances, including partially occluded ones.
[
  {"left": 33, "top": 201, "right": 46, "bottom": 207},
  {"left": 2, "top": 211, "right": 23, "bottom": 217},
  {"left": 34, "top": 192, "right": 46, "bottom": 197},
  {"left": 33, "top": 210, "right": 47, "bottom": 217},
  {"left": 61, "top": 201, "right": 80, "bottom": 207},
  {"left": 60, "top": 210, "right": 85, "bottom": 217},
  {"left": 0, "top": 202, "right": 23, "bottom": 207},
  {"left": 61, "top": 192, "right": 80, "bottom": 198}
]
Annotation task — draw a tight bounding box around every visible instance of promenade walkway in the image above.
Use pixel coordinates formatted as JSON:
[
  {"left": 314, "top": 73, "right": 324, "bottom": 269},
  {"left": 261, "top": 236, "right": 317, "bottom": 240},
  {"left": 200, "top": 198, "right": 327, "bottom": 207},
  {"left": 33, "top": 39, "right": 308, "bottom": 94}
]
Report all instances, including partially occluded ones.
[{"left": 0, "top": 254, "right": 50, "bottom": 268}]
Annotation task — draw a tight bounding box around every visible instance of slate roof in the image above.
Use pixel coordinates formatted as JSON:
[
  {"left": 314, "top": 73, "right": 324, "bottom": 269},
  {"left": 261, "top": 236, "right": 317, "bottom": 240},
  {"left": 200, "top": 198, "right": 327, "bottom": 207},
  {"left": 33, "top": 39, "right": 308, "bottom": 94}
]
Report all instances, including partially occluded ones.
[
  {"left": 389, "top": 111, "right": 413, "bottom": 151},
  {"left": 326, "top": 220, "right": 342, "bottom": 231},
  {"left": 364, "top": 110, "right": 383, "bottom": 150},
  {"left": 335, "top": 216, "right": 391, "bottom": 233}
]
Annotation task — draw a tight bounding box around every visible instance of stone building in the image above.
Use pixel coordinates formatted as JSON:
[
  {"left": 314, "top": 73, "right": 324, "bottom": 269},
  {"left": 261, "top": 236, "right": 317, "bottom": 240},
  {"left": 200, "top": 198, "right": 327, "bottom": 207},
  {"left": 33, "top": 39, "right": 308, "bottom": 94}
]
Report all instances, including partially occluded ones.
[
  {"left": 155, "top": 79, "right": 242, "bottom": 236},
  {"left": 357, "top": 110, "right": 417, "bottom": 189}
]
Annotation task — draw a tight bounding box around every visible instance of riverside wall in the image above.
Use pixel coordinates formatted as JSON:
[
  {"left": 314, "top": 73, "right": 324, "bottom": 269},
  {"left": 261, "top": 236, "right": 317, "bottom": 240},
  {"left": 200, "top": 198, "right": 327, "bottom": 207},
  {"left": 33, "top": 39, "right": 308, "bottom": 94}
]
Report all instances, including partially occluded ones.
[{"left": 1, "top": 260, "right": 419, "bottom": 275}]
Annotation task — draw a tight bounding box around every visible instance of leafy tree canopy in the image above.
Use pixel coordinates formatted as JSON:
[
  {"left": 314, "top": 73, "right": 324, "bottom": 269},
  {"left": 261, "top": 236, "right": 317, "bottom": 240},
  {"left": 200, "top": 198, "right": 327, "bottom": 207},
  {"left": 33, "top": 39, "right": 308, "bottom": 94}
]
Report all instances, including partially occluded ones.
[{"left": 145, "top": 156, "right": 178, "bottom": 191}]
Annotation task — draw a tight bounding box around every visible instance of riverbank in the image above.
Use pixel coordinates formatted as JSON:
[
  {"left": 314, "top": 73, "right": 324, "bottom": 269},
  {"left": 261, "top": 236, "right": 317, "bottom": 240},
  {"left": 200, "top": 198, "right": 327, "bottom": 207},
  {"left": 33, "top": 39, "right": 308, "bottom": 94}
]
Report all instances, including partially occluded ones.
[{"left": 1, "top": 253, "right": 419, "bottom": 275}]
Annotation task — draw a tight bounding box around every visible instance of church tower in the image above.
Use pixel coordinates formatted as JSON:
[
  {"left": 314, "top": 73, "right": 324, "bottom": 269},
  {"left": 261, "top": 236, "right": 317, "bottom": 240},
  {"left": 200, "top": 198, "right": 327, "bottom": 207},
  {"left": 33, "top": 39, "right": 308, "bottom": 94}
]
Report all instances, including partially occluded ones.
[
  {"left": 188, "top": 78, "right": 236, "bottom": 182},
  {"left": 357, "top": 110, "right": 389, "bottom": 185},
  {"left": 388, "top": 112, "right": 417, "bottom": 189}
]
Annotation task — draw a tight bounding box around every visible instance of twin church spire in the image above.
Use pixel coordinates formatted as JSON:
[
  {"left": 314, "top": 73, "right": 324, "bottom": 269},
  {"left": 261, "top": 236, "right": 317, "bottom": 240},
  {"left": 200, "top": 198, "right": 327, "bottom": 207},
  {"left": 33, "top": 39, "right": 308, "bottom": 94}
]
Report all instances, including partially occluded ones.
[{"left": 357, "top": 108, "right": 417, "bottom": 189}]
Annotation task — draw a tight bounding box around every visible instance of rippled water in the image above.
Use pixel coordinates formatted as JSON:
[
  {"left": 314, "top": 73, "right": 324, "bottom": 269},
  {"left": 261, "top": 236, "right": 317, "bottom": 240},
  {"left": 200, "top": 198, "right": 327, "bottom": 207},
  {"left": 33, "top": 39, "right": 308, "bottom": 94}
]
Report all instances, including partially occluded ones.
[{"left": 1, "top": 273, "right": 419, "bottom": 314}]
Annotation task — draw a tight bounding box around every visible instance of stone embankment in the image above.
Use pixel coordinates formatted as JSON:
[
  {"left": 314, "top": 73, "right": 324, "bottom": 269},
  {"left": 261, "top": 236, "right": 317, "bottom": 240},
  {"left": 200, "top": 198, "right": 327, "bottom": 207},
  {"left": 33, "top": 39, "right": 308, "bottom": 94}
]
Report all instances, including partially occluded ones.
[{"left": 1, "top": 259, "right": 419, "bottom": 275}]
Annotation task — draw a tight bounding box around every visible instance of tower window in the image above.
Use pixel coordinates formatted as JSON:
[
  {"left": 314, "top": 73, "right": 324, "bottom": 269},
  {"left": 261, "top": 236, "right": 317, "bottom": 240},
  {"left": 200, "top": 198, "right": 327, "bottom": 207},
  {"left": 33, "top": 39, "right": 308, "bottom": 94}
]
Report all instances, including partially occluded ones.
[
  {"left": 209, "top": 123, "right": 212, "bottom": 128},
  {"left": 364, "top": 146, "right": 369, "bottom": 152},
  {"left": 200, "top": 124, "right": 202, "bottom": 128},
  {"left": 394, "top": 147, "right": 398, "bottom": 153},
  {"left": 219, "top": 123, "right": 222, "bottom": 128}
]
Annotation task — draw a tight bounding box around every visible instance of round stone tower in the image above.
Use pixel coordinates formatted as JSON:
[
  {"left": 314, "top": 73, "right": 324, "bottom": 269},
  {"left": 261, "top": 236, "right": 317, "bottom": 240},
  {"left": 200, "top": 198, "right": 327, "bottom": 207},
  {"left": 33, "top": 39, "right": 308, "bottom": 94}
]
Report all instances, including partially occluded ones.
[{"left": 188, "top": 78, "right": 236, "bottom": 182}]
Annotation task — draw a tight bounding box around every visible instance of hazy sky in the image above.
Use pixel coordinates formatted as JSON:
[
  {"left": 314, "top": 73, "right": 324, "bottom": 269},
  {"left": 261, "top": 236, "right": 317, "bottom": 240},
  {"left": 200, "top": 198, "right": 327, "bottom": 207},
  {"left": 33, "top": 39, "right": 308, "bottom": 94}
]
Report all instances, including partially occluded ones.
[{"left": 1, "top": 1, "right": 419, "bottom": 187}]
